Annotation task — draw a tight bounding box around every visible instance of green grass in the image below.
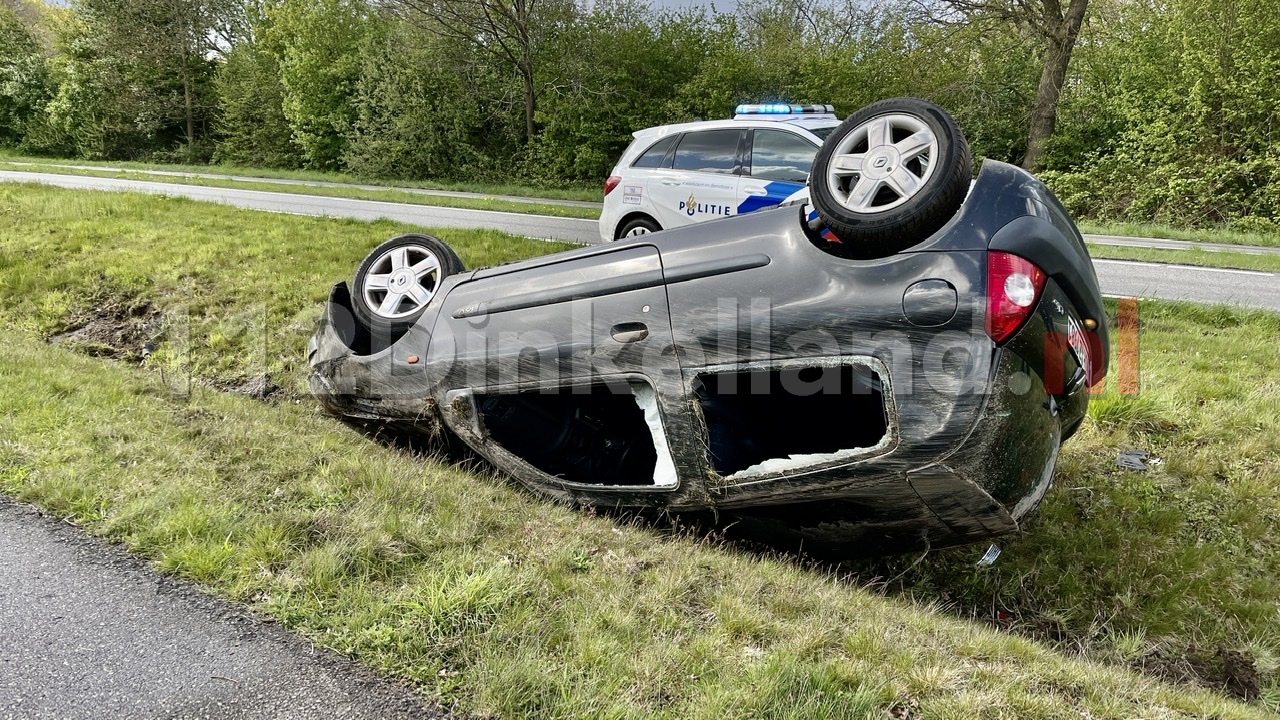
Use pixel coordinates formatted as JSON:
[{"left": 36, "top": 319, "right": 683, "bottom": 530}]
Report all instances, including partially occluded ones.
[
  {"left": 0, "top": 160, "right": 602, "bottom": 220},
  {"left": 1, "top": 183, "right": 1278, "bottom": 717},
  {"left": 0, "top": 183, "right": 576, "bottom": 389},
  {"left": 1086, "top": 244, "right": 1280, "bottom": 273},
  {"left": 0, "top": 149, "right": 601, "bottom": 202},
  {"left": 1079, "top": 219, "right": 1280, "bottom": 249}
]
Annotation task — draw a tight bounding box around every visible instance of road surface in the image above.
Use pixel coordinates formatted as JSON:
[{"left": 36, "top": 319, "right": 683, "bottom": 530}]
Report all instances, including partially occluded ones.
[
  {"left": 0, "top": 161, "right": 604, "bottom": 209},
  {"left": 3, "top": 170, "right": 1278, "bottom": 312},
  {"left": 0, "top": 499, "right": 443, "bottom": 720}
]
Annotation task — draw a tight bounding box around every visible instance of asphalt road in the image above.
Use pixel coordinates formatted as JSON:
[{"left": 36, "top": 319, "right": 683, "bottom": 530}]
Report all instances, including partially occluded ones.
[
  {"left": 1091, "top": 259, "right": 1279, "bottom": 308},
  {"left": 0, "top": 499, "right": 443, "bottom": 720},
  {"left": 4, "top": 169, "right": 1279, "bottom": 312},
  {"left": 0, "top": 170, "right": 599, "bottom": 243},
  {"left": 1, "top": 162, "right": 604, "bottom": 209}
]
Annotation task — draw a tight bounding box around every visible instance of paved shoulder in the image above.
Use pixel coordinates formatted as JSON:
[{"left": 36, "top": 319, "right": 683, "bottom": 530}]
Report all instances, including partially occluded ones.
[
  {"left": 0, "top": 499, "right": 443, "bottom": 720},
  {"left": 1092, "top": 259, "right": 1280, "bottom": 309}
]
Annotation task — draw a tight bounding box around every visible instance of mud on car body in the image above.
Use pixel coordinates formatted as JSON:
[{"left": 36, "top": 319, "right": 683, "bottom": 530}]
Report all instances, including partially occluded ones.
[{"left": 309, "top": 98, "right": 1109, "bottom": 556}]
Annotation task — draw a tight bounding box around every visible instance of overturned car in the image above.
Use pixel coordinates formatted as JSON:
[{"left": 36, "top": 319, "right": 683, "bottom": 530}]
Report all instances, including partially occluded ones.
[{"left": 308, "top": 98, "right": 1108, "bottom": 555}]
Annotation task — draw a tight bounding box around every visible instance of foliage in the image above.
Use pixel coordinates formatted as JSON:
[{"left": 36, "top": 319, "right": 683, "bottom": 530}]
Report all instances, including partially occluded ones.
[
  {"left": 270, "top": 0, "right": 373, "bottom": 169},
  {"left": 0, "top": 6, "right": 52, "bottom": 147},
  {"left": 1040, "top": 0, "right": 1280, "bottom": 227},
  {"left": 213, "top": 15, "right": 303, "bottom": 168},
  {"left": 342, "top": 21, "right": 492, "bottom": 179},
  {"left": 2, "top": 0, "right": 1279, "bottom": 228}
]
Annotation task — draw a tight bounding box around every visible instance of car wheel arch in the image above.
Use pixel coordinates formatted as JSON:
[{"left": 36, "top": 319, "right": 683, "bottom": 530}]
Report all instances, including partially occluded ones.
[{"left": 615, "top": 213, "right": 662, "bottom": 240}]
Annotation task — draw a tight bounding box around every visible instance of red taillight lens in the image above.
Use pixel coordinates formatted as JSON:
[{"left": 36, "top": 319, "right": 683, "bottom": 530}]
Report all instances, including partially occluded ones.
[
  {"left": 604, "top": 175, "right": 622, "bottom": 196},
  {"left": 986, "top": 251, "right": 1047, "bottom": 343}
]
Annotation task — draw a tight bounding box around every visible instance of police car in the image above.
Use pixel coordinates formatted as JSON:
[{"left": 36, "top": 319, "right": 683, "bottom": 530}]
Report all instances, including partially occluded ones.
[{"left": 599, "top": 104, "right": 841, "bottom": 242}]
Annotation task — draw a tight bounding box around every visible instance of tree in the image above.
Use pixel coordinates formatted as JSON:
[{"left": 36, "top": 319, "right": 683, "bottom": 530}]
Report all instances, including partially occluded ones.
[
  {"left": 214, "top": 30, "right": 303, "bottom": 167},
  {"left": 922, "top": 0, "right": 1090, "bottom": 170},
  {"left": 0, "top": 5, "right": 51, "bottom": 146},
  {"left": 342, "top": 20, "right": 488, "bottom": 179},
  {"left": 269, "top": 0, "right": 372, "bottom": 169},
  {"left": 389, "top": 0, "right": 576, "bottom": 143},
  {"left": 67, "top": 0, "right": 230, "bottom": 159}
]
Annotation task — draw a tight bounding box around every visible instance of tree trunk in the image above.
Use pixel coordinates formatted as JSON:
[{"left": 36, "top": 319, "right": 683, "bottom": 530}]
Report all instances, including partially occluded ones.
[
  {"left": 1022, "top": 0, "right": 1089, "bottom": 171},
  {"left": 521, "top": 64, "right": 536, "bottom": 143},
  {"left": 181, "top": 61, "right": 195, "bottom": 157}
]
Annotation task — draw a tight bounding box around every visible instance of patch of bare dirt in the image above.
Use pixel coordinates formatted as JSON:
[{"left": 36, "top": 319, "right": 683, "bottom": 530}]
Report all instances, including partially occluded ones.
[
  {"left": 1136, "top": 646, "right": 1260, "bottom": 702},
  {"left": 49, "top": 299, "right": 161, "bottom": 361},
  {"left": 225, "top": 374, "right": 281, "bottom": 400}
]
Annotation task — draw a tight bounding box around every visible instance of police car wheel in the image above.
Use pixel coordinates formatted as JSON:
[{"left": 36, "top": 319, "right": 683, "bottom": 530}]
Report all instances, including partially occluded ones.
[
  {"left": 618, "top": 216, "right": 660, "bottom": 239},
  {"left": 352, "top": 233, "right": 465, "bottom": 337},
  {"left": 809, "top": 97, "right": 971, "bottom": 259}
]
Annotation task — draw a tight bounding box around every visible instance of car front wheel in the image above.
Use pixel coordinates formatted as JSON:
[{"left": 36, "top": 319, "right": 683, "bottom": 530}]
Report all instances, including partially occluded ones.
[
  {"left": 351, "top": 233, "right": 464, "bottom": 335},
  {"left": 808, "top": 97, "right": 971, "bottom": 259}
]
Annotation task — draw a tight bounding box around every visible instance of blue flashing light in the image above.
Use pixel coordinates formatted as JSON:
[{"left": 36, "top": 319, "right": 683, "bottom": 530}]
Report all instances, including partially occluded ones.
[
  {"left": 736, "top": 103, "right": 795, "bottom": 115},
  {"left": 734, "top": 103, "right": 837, "bottom": 116}
]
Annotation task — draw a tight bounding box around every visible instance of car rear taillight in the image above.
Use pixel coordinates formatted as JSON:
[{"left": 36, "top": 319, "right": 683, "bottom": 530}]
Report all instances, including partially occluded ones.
[
  {"left": 986, "top": 251, "right": 1047, "bottom": 344},
  {"left": 604, "top": 175, "right": 622, "bottom": 196}
]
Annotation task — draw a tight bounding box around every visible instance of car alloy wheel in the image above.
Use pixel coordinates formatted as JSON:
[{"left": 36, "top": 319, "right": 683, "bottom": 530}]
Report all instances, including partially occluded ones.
[
  {"left": 351, "top": 233, "right": 464, "bottom": 337},
  {"left": 808, "top": 97, "right": 971, "bottom": 259},
  {"left": 824, "top": 113, "right": 939, "bottom": 214}
]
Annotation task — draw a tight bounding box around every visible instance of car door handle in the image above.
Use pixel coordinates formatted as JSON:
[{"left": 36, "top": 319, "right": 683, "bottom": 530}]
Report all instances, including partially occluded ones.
[
  {"left": 660, "top": 178, "right": 682, "bottom": 186},
  {"left": 610, "top": 322, "right": 649, "bottom": 343},
  {"left": 743, "top": 187, "right": 767, "bottom": 196}
]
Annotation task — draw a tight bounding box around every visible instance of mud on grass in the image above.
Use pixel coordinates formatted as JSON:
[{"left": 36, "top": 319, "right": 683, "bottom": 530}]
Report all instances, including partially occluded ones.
[{"left": 48, "top": 293, "right": 160, "bottom": 361}]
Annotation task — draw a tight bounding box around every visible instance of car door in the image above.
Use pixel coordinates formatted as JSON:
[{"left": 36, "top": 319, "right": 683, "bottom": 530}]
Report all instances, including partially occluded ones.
[
  {"left": 618, "top": 133, "right": 679, "bottom": 224},
  {"left": 737, "top": 128, "right": 819, "bottom": 214},
  {"left": 428, "top": 244, "right": 697, "bottom": 493},
  {"left": 649, "top": 128, "right": 745, "bottom": 230}
]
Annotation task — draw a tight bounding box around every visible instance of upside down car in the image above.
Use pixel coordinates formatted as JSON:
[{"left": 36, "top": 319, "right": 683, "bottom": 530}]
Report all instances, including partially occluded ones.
[{"left": 308, "top": 98, "right": 1109, "bottom": 555}]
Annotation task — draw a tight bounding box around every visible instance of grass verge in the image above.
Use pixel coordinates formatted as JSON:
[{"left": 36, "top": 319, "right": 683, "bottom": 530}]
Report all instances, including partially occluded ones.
[
  {"left": 1079, "top": 220, "right": 1280, "bottom": 249},
  {"left": 1, "top": 183, "right": 1277, "bottom": 716},
  {"left": 0, "top": 149, "right": 600, "bottom": 202},
  {"left": 0, "top": 161, "right": 601, "bottom": 220},
  {"left": 1086, "top": 244, "right": 1280, "bottom": 273}
]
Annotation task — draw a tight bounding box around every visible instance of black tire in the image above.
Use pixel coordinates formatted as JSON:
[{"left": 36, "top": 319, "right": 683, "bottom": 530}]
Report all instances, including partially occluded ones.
[
  {"left": 809, "top": 97, "right": 971, "bottom": 259},
  {"left": 351, "top": 233, "right": 464, "bottom": 336},
  {"left": 617, "top": 215, "right": 661, "bottom": 240}
]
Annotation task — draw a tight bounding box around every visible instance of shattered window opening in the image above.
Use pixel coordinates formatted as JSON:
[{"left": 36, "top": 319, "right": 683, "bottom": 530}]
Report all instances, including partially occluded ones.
[
  {"left": 476, "top": 380, "right": 676, "bottom": 487},
  {"left": 695, "top": 364, "right": 889, "bottom": 478}
]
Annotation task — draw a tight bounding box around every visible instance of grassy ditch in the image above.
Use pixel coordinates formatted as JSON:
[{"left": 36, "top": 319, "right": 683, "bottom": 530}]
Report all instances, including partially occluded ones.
[
  {"left": 1, "top": 184, "right": 1277, "bottom": 716},
  {"left": 0, "top": 160, "right": 602, "bottom": 220}
]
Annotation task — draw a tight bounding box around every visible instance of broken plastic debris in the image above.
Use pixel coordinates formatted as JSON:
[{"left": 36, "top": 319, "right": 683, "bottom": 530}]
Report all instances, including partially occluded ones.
[
  {"left": 1117, "top": 449, "right": 1150, "bottom": 471},
  {"left": 976, "top": 544, "right": 1001, "bottom": 567}
]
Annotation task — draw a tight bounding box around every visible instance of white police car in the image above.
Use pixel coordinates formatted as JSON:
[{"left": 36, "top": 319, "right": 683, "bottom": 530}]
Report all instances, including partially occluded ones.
[{"left": 599, "top": 104, "right": 840, "bottom": 242}]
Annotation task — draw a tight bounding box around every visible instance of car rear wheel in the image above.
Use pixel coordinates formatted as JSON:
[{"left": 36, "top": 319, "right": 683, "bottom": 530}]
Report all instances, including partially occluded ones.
[
  {"left": 352, "top": 233, "right": 464, "bottom": 335},
  {"left": 618, "top": 216, "right": 660, "bottom": 239},
  {"left": 809, "top": 97, "right": 971, "bottom": 259}
]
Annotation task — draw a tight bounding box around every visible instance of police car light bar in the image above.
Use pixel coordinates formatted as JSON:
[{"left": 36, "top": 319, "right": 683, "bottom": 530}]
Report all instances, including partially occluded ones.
[{"left": 734, "top": 104, "right": 836, "bottom": 115}]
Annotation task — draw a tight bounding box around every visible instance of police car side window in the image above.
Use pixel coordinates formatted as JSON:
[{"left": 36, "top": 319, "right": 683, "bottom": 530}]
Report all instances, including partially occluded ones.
[
  {"left": 749, "top": 130, "right": 818, "bottom": 183},
  {"left": 671, "top": 130, "right": 741, "bottom": 174},
  {"left": 632, "top": 135, "right": 677, "bottom": 168}
]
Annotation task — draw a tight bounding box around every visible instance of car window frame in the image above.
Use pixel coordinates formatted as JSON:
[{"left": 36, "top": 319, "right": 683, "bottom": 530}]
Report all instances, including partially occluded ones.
[
  {"left": 669, "top": 129, "right": 749, "bottom": 176},
  {"left": 743, "top": 128, "right": 820, "bottom": 183},
  {"left": 630, "top": 134, "right": 680, "bottom": 170}
]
